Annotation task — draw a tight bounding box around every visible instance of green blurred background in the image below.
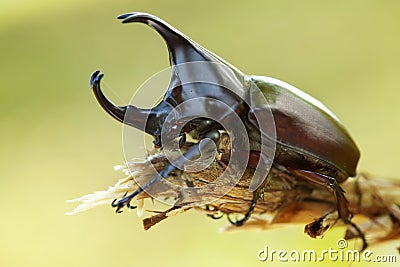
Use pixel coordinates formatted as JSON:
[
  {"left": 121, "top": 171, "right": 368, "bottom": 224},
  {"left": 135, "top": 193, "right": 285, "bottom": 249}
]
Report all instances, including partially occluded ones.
[{"left": 1, "top": 0, "right": 399, "bottom": 266}]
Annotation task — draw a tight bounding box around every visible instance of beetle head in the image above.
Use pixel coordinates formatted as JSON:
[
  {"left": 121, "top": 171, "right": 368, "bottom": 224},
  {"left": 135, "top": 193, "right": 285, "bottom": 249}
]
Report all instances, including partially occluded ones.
[{"left": 91, "top": 12, "right": 248, "bottom": 146}]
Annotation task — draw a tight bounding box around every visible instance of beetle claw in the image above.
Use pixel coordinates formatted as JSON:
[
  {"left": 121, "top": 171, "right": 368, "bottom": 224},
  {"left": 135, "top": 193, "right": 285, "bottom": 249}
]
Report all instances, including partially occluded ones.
[
  {"left": 227, "top": 192, "right": 258, "bottom": 226},
  {"left": 111, "top": 198, "right": 124, "bottom": 213},
  {"left": 111, "top": 197, "right": 132, "bottom": 213},
  {"left": 344, "top": 219, "right": 368, "bottom": 250},
  {"left": 111, "top": 198, "right": 119, "bottom": 207},
  {"left": 204, "top": 205, "right": 224, "bottom": 220},
  {"left": 227, "top": 214, "right": 247, "bottom": 226},
  {"left": 126, "top": 202, "right": 137, "bottom": 210},
  {"left": 208, "top": 213, "right": 224, "bottom": 220},
  {"left": 110, "top": 188, "right": 144, "bottom": 213}
]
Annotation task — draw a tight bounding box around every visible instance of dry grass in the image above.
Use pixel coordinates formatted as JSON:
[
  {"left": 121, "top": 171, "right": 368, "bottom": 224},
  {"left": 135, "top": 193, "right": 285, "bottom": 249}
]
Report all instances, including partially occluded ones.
[{"left": 68, "top": 142, "right": 400, "bottom": 249}]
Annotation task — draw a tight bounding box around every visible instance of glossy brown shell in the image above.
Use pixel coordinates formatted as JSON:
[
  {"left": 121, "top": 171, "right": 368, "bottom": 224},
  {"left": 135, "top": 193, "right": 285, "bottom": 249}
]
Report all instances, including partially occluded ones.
[{"left": 252, "top": 76, "right": 360, "bottom": 178}]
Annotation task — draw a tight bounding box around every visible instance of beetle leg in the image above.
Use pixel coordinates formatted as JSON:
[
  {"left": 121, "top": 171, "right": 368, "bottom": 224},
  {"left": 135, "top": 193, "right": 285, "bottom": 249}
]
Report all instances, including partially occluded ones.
[
  {"left": 290, "top": 169, "right": 367, "bottom": 250},
  {"left": 227, "top": 151, "right": 273, "bottom": 226},
  {"left": 290, "top": 170, "right": 351, "bottom": 218},
  {"left": 227, "top": 190, "right": 259, "bottom": 226},
  {"left": 112, "top": 130, "right": 221, "bottom": 213}
]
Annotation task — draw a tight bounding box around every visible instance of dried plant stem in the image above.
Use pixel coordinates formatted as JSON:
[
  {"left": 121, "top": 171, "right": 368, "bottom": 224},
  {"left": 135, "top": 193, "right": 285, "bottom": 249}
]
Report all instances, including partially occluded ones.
[{"left": 67, "top": 144, "right": 400, "bottom": 247}]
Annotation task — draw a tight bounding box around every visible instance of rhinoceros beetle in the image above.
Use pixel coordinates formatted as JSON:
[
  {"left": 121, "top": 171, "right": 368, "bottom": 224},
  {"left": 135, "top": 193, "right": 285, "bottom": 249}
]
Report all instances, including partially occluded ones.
[{"left": 90, "top": 12, "right": 366, "bottom": 248}]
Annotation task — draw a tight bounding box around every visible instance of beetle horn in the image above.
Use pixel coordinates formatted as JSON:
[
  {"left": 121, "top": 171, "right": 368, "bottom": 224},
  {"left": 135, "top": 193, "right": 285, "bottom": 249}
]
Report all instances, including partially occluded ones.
[
  {"left": 90, "top": 70, "right": 152, "bottom": 134},
  {"left": 117, "top": 12, "right": 245, "bottom": 78}
]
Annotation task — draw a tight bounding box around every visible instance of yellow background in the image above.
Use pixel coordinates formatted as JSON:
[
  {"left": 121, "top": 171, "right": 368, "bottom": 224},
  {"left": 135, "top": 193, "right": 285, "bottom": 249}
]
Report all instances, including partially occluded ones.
[{"left": 0, "top": 1, "right": 399, "bottom": 266}]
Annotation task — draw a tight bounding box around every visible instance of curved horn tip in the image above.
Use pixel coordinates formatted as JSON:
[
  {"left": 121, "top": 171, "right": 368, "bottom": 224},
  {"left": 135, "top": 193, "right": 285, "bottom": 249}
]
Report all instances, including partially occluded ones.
[
  {"left": 90, "top": 70, "right": 103, "bottom": 88},
  {"left": 89, "top": 71, "right": 127, "bottom": 123},
  {"left": 117, "top": 13, "right": 133, "bottom": 20},
  {"left": 118, "top": 12, "right": 155, "bottom": 24}
]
